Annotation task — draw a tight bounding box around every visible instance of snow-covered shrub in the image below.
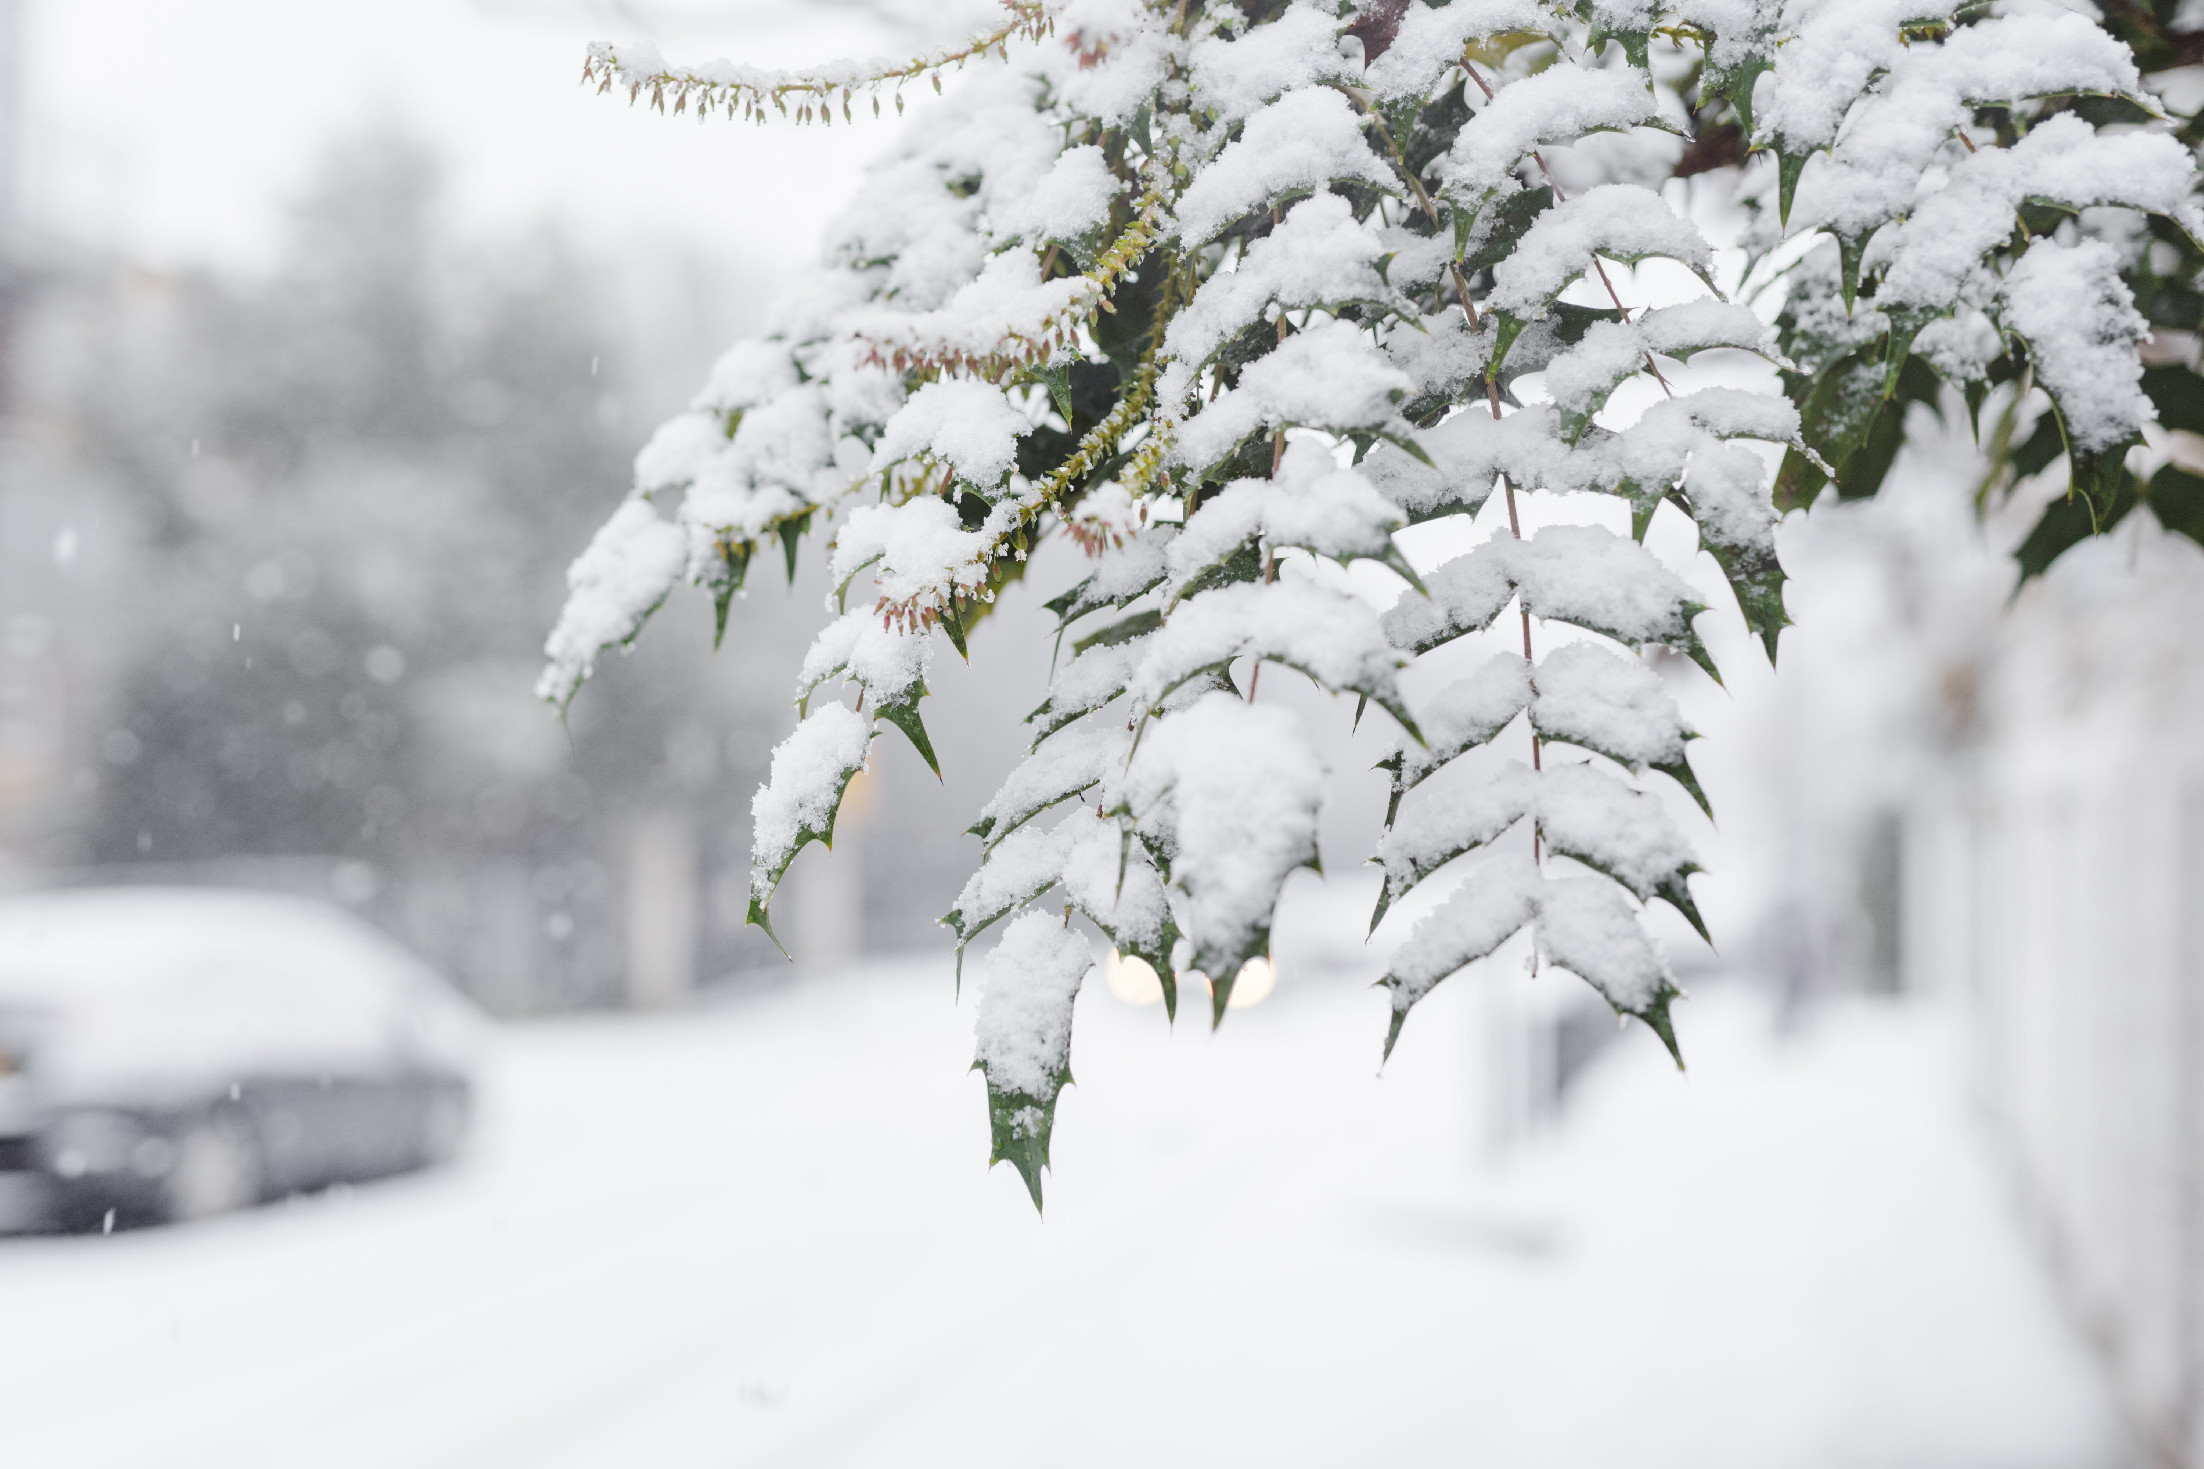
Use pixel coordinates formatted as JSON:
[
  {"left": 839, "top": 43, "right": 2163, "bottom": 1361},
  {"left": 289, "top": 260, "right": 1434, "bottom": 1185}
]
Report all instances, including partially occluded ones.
[
  {"left": 1757, "top": 1, "right": 2204, "bottom": 578},
  {"left": 544, "top": 1, "right": 2198, "bottom": 1206},
  {"left": 1938, "top": 4, "right": 2204, "bottom": 578}
]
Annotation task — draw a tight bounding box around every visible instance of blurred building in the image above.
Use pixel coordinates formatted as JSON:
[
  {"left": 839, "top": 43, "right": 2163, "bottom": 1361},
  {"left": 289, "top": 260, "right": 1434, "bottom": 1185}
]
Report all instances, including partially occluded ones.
[
  {"left": 0, "top": 114, "right": 1063, "bottom": 1012},
  {"left": 0, "top": 130, "right": 818, "bottom": 1011}
]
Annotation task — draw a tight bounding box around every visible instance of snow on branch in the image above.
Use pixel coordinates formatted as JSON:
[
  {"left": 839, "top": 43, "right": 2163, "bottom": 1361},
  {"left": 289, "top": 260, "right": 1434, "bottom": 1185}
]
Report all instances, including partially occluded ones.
[
  {"left": 581, "top": 1, "right": 1056, "bottom": 125},
  {"left": 540, "top": 0, "right": 2198, "bottom": 1207}
]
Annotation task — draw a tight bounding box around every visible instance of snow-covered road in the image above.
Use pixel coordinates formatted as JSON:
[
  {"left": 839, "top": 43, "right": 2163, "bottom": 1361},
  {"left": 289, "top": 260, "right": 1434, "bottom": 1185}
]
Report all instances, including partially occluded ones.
[{"left": 0, "top": 966, "right": 2127, "bottom": 1468}]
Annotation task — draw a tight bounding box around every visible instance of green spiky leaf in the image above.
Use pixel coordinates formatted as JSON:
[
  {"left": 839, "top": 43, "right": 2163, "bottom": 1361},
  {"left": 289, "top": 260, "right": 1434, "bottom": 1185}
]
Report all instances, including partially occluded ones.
[
  {"left": 1701, "top": 536, "right": 1789, "bottom": 664},
  {"left": 1774, "top": 143, "right": 1814, "bottom": 226},
  {"left": 1652, "top": 755, "right": 1714, "bottom": 821},
  {"left": 2146, "top": 462, "right": 2204, "bottom": 549},
  {"left": 877, "top": 685, "right": 942, "bottom": 778},
  {"left": 778, "top": 511, "right": 811, "bottom": 585},
  {"left": 981, "top": 1070, "right": 1068, "bottom": 1211},
  {"left": 745, "top": 715, "right": 874, "bottom": 950}
]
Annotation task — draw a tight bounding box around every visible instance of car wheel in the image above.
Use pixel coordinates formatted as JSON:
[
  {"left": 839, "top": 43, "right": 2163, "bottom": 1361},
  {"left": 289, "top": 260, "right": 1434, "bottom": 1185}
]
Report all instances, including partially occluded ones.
[{"left": 161, "top": 1110, "right": 262, "bottom": 1223}]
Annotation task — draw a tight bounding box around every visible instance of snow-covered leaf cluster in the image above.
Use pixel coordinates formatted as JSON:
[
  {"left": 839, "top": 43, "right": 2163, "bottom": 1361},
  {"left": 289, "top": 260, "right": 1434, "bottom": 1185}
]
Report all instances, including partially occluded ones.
[
  {"left": 547, "top": 0, "right": 2201, "bottom": 1207},
  {"left": 1753, "top": 1, "right": 2203, "bottom": 559}
]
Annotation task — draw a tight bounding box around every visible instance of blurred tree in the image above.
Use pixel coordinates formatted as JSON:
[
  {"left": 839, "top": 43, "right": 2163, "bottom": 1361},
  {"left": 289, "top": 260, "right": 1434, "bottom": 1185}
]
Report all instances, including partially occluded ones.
[{"left": 51, "top": 130, "right": 784, "bottom": 1006}]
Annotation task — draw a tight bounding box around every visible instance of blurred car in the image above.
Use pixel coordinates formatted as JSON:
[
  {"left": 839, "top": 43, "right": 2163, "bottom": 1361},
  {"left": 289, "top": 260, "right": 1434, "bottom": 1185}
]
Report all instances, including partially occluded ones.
[{"left": 0, "top": 887, "right": 483, "bottom": 1231}]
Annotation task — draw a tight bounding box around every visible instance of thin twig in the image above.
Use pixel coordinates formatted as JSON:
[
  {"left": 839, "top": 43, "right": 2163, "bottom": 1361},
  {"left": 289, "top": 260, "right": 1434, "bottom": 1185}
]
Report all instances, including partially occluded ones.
[{"left": 582, "top": 1, "right": 1053, "bottom": 124}]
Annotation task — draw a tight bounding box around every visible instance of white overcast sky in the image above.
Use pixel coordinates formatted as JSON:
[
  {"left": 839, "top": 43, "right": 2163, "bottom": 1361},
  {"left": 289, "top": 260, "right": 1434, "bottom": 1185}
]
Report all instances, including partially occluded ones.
[{"left": 24, "top": 0, "right": 1000, "bottom": 276}]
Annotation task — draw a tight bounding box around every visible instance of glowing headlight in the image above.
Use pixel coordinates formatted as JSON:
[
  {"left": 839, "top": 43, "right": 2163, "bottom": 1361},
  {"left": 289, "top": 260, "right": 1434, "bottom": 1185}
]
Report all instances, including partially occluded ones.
[
  {"left": 1228, "top": 955, "right": 1275, "bottom": 1008},
  {"left": 1108, "top": 951, "right": 1275, "bottom": 1009},
  {"left": 1104, "top": 950, "right": 1163, "bottom": 1004},
  {"left": 44, "top": 1111, "right": 145, "bottom": 1175}
]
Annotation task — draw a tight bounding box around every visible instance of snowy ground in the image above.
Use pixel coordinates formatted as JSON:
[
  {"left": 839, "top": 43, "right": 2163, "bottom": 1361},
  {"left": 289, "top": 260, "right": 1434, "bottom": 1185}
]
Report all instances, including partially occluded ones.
[{"left": 0, "top": 962, "right": 2129, "bottom": 1468}]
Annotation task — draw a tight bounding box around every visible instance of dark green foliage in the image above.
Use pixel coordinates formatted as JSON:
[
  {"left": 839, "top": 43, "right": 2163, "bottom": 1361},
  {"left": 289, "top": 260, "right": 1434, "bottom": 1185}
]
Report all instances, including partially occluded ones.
[
  {"left": 979, "top": 1066, "right": 1070, "bottom": 1211},
  {"left": 748, "top": 748, "right": 871, "bottom": 954},
  {"left": 1777, "top": 354, "right": 1943, "bottom": 510}
]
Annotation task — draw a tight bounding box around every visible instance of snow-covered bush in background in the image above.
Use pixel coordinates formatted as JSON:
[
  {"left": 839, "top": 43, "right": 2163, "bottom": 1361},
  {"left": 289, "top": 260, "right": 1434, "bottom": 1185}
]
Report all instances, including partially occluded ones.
[
  {"left": 1760, "top": 1, "right": 2204, "bottom": 577},
  {"left": 542, "top": 0, "right": 2198, "bottom": 1207}
]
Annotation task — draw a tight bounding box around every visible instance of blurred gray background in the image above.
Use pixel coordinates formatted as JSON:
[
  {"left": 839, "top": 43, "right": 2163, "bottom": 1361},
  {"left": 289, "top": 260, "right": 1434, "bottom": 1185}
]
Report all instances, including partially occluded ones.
[{"left": 0, "top": 0, "right": 1037, "bottom": 1011}]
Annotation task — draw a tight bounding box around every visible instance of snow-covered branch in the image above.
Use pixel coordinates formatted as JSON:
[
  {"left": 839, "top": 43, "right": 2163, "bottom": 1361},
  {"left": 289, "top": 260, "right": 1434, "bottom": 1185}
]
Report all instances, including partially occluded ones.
[
  {"left": 581, "top": 1, "right": 1055, "bottom": 124},
  {"left": 543, "top": 0, "right": 2203, "bottom": 1208}
]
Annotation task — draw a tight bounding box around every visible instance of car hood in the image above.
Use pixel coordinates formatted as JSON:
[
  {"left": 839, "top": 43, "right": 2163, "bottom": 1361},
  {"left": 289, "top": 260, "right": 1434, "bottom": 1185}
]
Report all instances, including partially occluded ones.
[{"left": 0, "top": 888, "right": 484, "bottom": 1102}]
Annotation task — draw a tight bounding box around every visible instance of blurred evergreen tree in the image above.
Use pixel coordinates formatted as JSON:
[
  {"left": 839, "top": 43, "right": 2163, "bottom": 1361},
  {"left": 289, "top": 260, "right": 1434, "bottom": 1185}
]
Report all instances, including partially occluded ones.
[{"left": 59, "top": 130, "right": 774, "bottom": 1004}]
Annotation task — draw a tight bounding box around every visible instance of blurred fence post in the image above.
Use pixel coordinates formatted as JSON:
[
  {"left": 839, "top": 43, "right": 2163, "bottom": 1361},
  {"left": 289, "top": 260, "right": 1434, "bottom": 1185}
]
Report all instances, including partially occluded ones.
[
  {"left": 1904, "top": 531, "right": 2204, "bottom": 1463},
  {"left": 469, "top": 862, "right": 538, "bottom": 1016},
  {"left": 626, "top": 808, "right": 696, "bottom": 1007}
]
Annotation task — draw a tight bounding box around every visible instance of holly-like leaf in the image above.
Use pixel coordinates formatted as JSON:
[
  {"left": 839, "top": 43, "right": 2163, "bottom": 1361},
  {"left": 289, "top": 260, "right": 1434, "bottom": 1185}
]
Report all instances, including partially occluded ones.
[
  {"left": 2144, "top": 364, "right": 2204, "bottom": 436},
  {"left": 1535, "top": 875, "right": 1685, "bottom": 1068},
  {"left": 1461, "top": 186, "right": 1556, "bottom": 277},
  {"left": 1713, "top": 51, "right": 1772, "bottom": 137},
  {"left": 1043, "top": 543, "right": 1171, "bottom": 630},
  {"left": 2147, "top": 462, "right": 2204, "bottom": 549},
  {"left": 1588, "top": 22, "right": 1651, "bottom": 69},
  {"left": 778, "top": 510, "right": 812, "bottom": 585},
  {"left": 1774, "top": 143, "right": 1815, "bottom": 227},
  {"left": 970, "top": 723, "right": 1122, "bottom": 848},
  {"left": 972, "top": 913, "right": 1093, "bottom": 1211},
  {"left": 1837, "top": 231, "right": 1870, "bottom": 315},
  {"left": 1778, "top": 353, "right": 1941, "bottom": 509},
  {"left": 2071, "top": 440, "right": 2138, "bottom": 532},
  {"left": 943, "top": 820, "right": 1068, "bottom": 949},
  {"left": 1777, "top": 354, "right": 1880, "bottom": 508},
  {"left": 1130, "top": 580, "right": 1423, "bottom": 743},
  {"left": 1535, "top": 764, "right": 1708, "bottom": 943},
  {"left": 1652, "top": 755, "right": 1713, "bottom": 821},
  {"left": 746, "top": 704, "right": 877, "bottom": 952},
  {"left": 1117, "top": 693, "right": 1324, "bottom": 989},
  {"left": 1702, "top": 536, "right": 1789, "bottom": 664},
  {"left": 703, "top": 539, "right": 752, "bottom": 650},
  {"left": 1384, "top": 653, "right": 1531, "bottom": 813},
  {"left": 982, "top": 1076, "right": 1070, "bottom": 1212},
  {"left": 940, "top": 595, "right": 971, "bottom": 659},
  {"left": 1377, "top": 852, "right": 1541, "bottom": 1059},
  {"left": 1634, "top": 983, "right": 1686, "bottom": 1070},
  {"left": 876, "top": 685, "right": 941, "bottom": 778},
  {"left": 1527, "top": 642, "right": 1713, "bottom": 817},
  {"left": 1075, "top": 608, "right": 1164, "bottom": 653},
  {"left": 1027, "top": 636, "right": 1150, "bottom": 747},
  {"left": 2014, "top": 463, "right": 2140, "bottom": 584},
  {"left": 1372, "top": 762, "right": 1538, "bottom": 928}
]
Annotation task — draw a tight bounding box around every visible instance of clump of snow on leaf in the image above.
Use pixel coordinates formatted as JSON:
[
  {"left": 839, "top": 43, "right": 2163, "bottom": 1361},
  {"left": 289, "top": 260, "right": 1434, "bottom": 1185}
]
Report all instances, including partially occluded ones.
[
  {"left": 1116, "top": 693, "right": 1325, "bottom": 976},
  {"left": 1441, "top": 64, "right": 1658, "bottom": 209},
  {"left": 1537, "top": 876, "right": 1669, "bottom": 1012},
  {"left": 1172, "top": 87, "right": 1395, "bottom": 245},
  {"left": 873, "top": 378, "right": 1030, "bottom": 488},
  {"left": 989, "top": 144, "right": 1117, "bottom": 244},
  {"left": 1536, "top": 763, "right": 1696, "bottom": 902},
  {"left": 1489, "top": 186, "right": 1714, "bottom": 324},
  {"left": 798, "top": 611, "right": 933, "bottom": 709},
  {"left": 749, "top": 703, "right": 873, "bottom": 898},
  {"left": 1176, "top": 318, "right": 1411, "bottom": 470},
  {"left": 537, "top": 500, "right": 687, "bottom": 706},
  {"left": 1388, "top": 853, "right": 1544, "bottom": 1009},
  {"left": 1999, "top": 239, "right": 2152, "bottom": 454},
  {"left": 1530, "top": 642, "right": 1689, "bottom": 768},
  {"left": 973, "top": 913, "right": 1091, "bottom": 1099},
  {"left": 831, "top": 499, "right": 991, "bottom": 609}
]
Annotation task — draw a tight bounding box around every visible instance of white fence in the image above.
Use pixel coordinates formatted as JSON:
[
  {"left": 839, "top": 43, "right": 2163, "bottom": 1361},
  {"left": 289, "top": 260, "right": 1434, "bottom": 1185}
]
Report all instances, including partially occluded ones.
[{"left": 1908, "top": 526, "right": 2204, "bottom": 1465}]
